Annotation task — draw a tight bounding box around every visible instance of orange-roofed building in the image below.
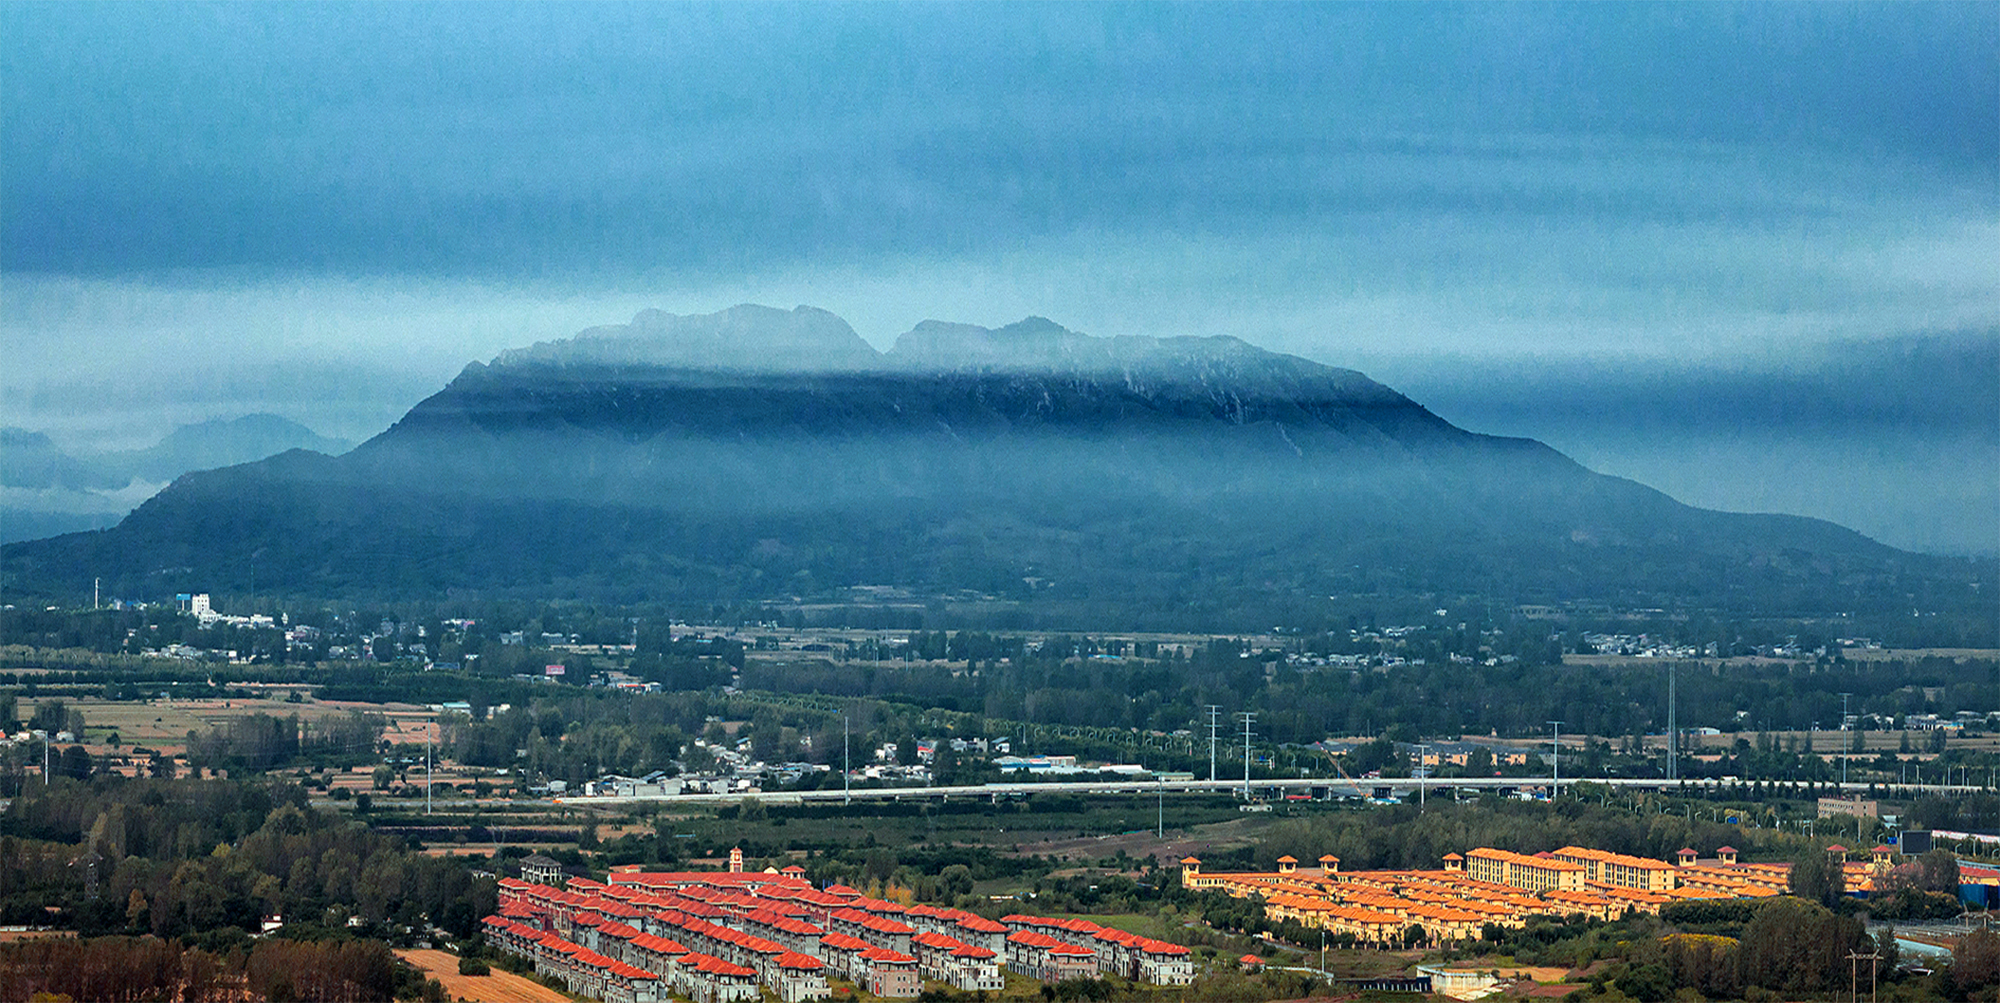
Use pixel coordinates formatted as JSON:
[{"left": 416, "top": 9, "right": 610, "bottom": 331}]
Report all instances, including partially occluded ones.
[
  {"left": 1551, "top": 847, "right": 1680, "bottom": 892},
  {"left": 1465, "top": 848, "right": 1586, "bottom": 892}
]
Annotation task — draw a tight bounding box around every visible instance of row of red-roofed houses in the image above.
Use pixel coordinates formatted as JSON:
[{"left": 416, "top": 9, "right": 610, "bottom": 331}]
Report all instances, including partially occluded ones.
[
  {"left": 814, "top": 934, "right": 922, "bottom": 998},
  {"left": 1004, "top": 930, "right": 1098, "bottom": 982},
  {"left": 911, "top": 932, "right": 1008, "bottom": 991},
  {"left": 1003, "top": 915, "right": 1196, "bottom": 986},
  {"left": 904, "top": 902, "right": 1012, "bottom": 954},
  {"left": 482, "top": 916, "right": 666, "bottom": 1003},
  {"left": 495, "top": 866, "right": 1195, "bottom": 1001},
  {"left": 488, "top": 909, "right": 763, "bottom": 1003},
  {"left": 495, "top": 878, "right": 820, "bottom": 1002}
]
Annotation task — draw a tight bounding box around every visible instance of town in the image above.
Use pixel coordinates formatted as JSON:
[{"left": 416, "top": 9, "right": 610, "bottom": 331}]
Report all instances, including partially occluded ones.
[{"left": 4, "top": 595, "right": 2000, "bottom": 1001}]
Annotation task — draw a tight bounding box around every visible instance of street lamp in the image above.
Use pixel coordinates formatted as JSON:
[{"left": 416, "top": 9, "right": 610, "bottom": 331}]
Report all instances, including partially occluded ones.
[{"left": 1416, "top": 744, "right": 1431, "bottom": 810}]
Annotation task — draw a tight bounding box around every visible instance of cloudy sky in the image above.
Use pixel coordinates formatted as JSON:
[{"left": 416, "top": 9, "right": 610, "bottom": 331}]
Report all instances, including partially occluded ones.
[{"left": 4, "top": 2, "right": 1995, "bottom": 553}]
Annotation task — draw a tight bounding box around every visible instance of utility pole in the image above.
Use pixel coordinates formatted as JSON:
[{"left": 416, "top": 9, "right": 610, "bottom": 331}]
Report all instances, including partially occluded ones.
[
  {"left": 843, "top": 715, "right": 850, "bottom": 806},
  {"left": 426, "top": 715, "right": 433, "bottom": 815},
  {"left": 1206, "top": 706, "right": 1222, "bottom": 783},
  {"left": 1667, "top": 663, "right": 1677, "bottom": 782},
  {"left": 1157, "top": 776, "right": 1164, "bottom": 838},
  {"left": 1848, "top": 950, "right": 1880, "bottom": 1003},
  {"left": 1416, "top": 743, "right": 1431, "bottom": 810},
  {"left": 1238, "top": 712, "right": 1256, "bottom": 801},
  {"left": 1842, "top": 692, "right": 1852, "bottom": 787},
  {"left": 93, "top": 577, "right": 99, "bottom": 611},
  {"left": 1548, "top": 721, "right": 1563, "bottom": 798}
]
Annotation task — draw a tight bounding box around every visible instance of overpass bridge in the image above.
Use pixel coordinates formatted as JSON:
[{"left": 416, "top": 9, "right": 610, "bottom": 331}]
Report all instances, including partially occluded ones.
[{"left": 558, "top": 775, "right": 1986, "bottom": 809}]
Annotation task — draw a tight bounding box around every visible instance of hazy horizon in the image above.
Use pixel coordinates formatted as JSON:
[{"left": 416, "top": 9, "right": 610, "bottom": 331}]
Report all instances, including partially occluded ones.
[{"left": 4, "top": 2, "right": 1995, "bottom": 556}]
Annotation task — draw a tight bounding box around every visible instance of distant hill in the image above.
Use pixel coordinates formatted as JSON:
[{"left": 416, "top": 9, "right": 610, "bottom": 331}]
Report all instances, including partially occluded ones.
[
  {"left": 0, "top": 415, "right": 350, "bottom": 545},
  {"left": 99, "top": 414, "right": 353, "bottom": 484},
  {"left": 3, "top": 306, "right": 1989, "bottom": 627}
]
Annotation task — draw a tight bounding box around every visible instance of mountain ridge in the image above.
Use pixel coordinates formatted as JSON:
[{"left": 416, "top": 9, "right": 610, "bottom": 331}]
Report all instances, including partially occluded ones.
[{"left": 4, "top": 306, "right": 1986, "bottom": 627}]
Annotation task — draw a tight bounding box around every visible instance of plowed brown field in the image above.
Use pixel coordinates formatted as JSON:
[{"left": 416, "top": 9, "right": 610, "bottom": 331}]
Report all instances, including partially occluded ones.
[{"left": 396, "top": 948, "right": 568, "bottom": 1002}]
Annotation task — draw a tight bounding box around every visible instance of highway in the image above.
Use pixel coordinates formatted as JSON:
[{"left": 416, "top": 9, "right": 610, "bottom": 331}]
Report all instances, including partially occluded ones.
[{"left": 557, "top": 775, "right": 1988, "bottom": 809}]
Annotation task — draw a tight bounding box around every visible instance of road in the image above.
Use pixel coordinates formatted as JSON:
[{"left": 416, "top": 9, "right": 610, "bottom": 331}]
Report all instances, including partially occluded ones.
[{"left": 557, "top": 775, "right": 1987, "bottom": 808}]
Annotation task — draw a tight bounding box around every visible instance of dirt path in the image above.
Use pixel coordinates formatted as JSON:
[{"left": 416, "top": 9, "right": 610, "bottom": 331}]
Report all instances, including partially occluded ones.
[{"left": 396, "top": 948, "right": 569, "bottom": 1003}]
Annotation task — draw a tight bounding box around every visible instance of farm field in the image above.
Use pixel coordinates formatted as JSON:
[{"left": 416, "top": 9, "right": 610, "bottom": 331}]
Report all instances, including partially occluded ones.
[
  {"left": 395, "top": 948, "right": 568, "bottom": 1003},
  {"left": 16, "top": 694, "right": 436, "bottom": 751}
]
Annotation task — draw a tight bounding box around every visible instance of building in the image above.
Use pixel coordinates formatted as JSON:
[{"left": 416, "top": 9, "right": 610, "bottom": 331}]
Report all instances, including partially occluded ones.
[
  {"left": 523, "top": 854, "right": 566, "bottom": 887},
  {"left": 488, "top": 857, "right": 1198, "bottom": 1002},
  {"left": 1464, "top": 849, "right": 1586, "bottom": 892},
  {"left": 1819, "top": 797, "right": 1881, "bottom": 820},
  {"left": 1550, "top": 847, "right": 1679, "bottom": 891},
  {"left": 1188, "top": 843, "right": 1792, "bottom": 946},
  {"left": 858, "top": 948, "right": 920, "bottom": 998}
]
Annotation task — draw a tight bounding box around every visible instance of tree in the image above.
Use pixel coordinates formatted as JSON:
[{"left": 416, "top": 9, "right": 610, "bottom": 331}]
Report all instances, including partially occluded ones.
[
  {"left": 29, "top": 700, "right": 70, "bottom": 735},
  {"left": 1613, "top": 962, "right": 1672, "bottom": 1002},
  {"left": 1920, "top": 848, "right": 1961, "bottom": 894},
  {"left": 57, "top": 745, "right": 92, "bottom": 780},
  {"left": 1740, "top": 897, "right": 1864, "bottom": 994},
  {"left": 940, "top": 864, "right": 974, "bottom": 899},
  {"left": 1953, "top": 929, "right": 2000, "bottom": 998},
  {"left": 1875, "top": 925, "right": 1900, "bottom": 976},
  {"left": 1466, "top": 746, "right": 1494, "bottom": 775},
  {"left": 1788, "top": 848, "right": 1845, "bottom": 908}
]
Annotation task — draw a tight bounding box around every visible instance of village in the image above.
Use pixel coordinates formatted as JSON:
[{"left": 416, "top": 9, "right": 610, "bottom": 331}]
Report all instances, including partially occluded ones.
[
  {"left": 484, "top": 847, "right": 1194, "bottom": 1002},
  {"left": 1181, "top": 840, "right": 1973, "bottom": 946}
]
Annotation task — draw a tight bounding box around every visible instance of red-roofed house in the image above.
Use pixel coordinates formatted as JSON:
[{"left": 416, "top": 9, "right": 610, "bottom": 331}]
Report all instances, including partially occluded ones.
[
  {"left": 827, "top": 907, "right": 914, "bottom": 955},
  {"left": 1006, "top": 930, "right": 1097, "bottom": 982},
  {"left": 771, "top": 952, "right": 829, "bottom": 1003},
  {"left": 948, "top": 942, "right": 1005, "bottom": 991},
  {"left": 602, "top": 961, "right": 661, "bottom": 1003},
  {"left": 817, "top": 933, "right": 873, "bottom": 981},
  {"left": 908, "top": 930, "right": 1004, "bottom": 990},
  {"left": 858, "top": 948, "right": 920, "bottom": 998},
  {"left": 629, "top": 933, "right": 689, "bottom": 976},
  {"left": 670, "top": 952, "right": 760, "bottom": 1003},
  {"left": 950, "top": 913, "right": 1009, "bottom": 954},
  {"left": 1133, "top": 937, "right": 1195, "bottom": 986}
]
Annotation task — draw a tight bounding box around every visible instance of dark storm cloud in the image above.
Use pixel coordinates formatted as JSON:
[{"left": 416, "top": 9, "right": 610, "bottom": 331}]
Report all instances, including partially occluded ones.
[
  {"left": 5, "top": 2, "right": 1993, "bottom": 280},
  {"left": 4, "top": 2, "right": 1995, "bottom": 553}
]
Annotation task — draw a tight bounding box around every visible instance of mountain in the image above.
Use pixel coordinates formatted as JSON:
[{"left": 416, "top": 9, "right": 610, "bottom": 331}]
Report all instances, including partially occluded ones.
[
  {"left": 3, "top": 306, "right": 1989, "bottom": 627},
  {"left": 0, "top": 415, "right": 351, "bottom": 546},
  {"left": 0, "top": 428, "right": 128, "bottom": 493},
  {"left": 100, "top": 414, "right": 354, "bottom": 484}
]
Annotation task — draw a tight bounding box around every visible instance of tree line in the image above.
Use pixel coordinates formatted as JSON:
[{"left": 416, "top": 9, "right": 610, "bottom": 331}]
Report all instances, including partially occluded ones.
[
  {"left": 0, "top": 934, "right": 444, "bottom": 1003},
  {"left": 0, "top": 776, "right": 495, "bottom": 941}
]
